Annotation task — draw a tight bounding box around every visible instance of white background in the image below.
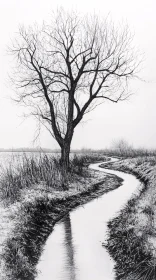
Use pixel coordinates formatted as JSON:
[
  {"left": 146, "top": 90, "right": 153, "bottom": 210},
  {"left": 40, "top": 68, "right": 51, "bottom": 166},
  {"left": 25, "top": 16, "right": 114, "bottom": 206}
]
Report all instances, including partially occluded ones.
[{"left": 0, "top": 0, "right": 156, "bottom": 149}]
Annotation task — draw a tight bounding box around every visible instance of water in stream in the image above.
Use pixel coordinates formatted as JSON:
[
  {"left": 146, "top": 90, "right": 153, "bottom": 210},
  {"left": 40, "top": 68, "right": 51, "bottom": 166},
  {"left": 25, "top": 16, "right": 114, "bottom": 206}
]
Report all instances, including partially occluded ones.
[{"left": 36, "top": 161, "right": 143, "bottom": 280}]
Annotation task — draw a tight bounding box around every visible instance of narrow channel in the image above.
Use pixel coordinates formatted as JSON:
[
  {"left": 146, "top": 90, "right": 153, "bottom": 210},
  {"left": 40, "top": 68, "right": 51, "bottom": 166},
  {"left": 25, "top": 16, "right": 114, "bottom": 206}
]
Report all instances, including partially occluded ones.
[{"left": 36, "top": 159, "right": 143, "bottom": 280}]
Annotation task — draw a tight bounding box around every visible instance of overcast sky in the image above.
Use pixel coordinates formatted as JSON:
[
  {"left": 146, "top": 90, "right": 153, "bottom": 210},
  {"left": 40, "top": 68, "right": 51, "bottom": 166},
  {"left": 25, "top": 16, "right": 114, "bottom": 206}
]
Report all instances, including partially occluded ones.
[{"left": 0, "top": 0, "right": 156, "bottom": 150}]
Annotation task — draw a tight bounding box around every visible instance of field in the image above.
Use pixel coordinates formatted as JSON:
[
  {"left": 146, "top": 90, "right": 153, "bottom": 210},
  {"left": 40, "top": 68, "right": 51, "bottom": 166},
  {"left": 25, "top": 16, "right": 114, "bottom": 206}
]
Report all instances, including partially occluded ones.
[{"left": 0, "top": 151, "right": 156, "bottom": 279}]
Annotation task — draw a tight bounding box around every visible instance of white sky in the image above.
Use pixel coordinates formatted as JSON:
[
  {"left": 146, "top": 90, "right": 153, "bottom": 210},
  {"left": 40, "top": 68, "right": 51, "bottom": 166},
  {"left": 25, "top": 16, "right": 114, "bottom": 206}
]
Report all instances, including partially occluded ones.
[{"left": 0, "top": 0, "right": 156, "bottom": 150}]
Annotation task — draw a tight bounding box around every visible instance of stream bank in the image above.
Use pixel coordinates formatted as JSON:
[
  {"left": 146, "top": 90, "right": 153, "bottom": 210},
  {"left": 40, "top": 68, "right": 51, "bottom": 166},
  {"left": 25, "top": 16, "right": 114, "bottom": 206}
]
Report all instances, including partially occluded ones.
[
  {"left": 1, "top": 164, "right": 122, "bottom": 280},
  {"left": 36, "top": 162, "right": 142, "bottom": 280},
  {"left": 100, "top": 157, "right": 156, "bottom": 280}
]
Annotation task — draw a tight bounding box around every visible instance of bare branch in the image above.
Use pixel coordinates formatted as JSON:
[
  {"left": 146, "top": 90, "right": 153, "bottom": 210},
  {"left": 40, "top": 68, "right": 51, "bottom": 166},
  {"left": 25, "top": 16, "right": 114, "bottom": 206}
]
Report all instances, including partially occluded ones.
[{"left": 9, "top": 9, "right": 139, "bottom": 150}]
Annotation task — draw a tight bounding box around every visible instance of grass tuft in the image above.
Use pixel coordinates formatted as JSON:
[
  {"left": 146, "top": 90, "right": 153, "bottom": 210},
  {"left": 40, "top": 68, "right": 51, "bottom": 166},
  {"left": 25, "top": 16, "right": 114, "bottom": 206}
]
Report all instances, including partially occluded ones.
[{"left": 0, "top": 154, "right": 63, "bottom": 204}]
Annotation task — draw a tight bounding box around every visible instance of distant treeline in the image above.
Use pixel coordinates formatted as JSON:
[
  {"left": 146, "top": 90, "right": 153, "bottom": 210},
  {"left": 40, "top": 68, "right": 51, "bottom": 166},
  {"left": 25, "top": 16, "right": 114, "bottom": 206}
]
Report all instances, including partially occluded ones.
[
  {"left": 74, "top": 141, "right": 156, "bottom": 157},
  {"left": 0, "top": 148, "right": 56, "bottom": 153},
  {"left": 0, "top": 144, "right": 156, "bottom": 158},
  {"left": 76, "top": 148, "right": 156, "bottom": 158}
]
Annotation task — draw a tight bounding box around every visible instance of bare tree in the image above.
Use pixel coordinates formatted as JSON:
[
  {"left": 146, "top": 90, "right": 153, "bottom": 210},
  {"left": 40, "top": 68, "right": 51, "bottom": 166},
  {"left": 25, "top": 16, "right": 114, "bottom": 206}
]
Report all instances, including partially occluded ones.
[
  {"left": 10, "top": 9, "right": 138, "bottom": 188},
  {"left": 111, "top": 139, "right": 134, "bottom": 156}
]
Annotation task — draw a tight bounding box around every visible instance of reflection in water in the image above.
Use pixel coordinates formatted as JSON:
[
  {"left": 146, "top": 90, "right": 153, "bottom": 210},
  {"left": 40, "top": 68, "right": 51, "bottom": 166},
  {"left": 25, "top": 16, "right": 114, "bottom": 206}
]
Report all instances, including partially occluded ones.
[
  {"left": 62, "top": 214, "right": 76, "bottom": 280},
  {"left": 36, "top": 213, "right": 77, "bottom": 280},
  {"left": 36, "top": 162, "right": 142, "bottom": 280}
]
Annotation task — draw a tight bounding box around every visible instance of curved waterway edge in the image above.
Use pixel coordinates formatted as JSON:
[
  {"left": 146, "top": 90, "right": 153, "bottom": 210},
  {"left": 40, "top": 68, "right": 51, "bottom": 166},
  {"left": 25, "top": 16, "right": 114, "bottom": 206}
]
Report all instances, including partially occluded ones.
[{"left": 36, "top": 159, "right": 143, "bottom": 280}]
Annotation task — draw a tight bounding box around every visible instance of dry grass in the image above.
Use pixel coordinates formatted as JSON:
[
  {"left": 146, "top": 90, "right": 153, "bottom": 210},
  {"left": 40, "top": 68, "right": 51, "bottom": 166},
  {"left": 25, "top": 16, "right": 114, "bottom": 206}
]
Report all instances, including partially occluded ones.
[
  {"left": 2, "top": 174, "right": 121, "bottom": 280},
  {"left": 102, "top": 156, "right": 156, "bottom": 280},
  {"left": 0, "top": 152, "right": 117, "bottom": 280},
  {"left": 0, "top": 153, "right": 109, "bottom": 206}
]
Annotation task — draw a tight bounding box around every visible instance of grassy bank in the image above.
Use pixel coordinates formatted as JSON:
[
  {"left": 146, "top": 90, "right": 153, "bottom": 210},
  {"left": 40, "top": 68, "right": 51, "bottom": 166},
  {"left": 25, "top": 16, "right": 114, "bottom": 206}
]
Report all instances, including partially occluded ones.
[
  {"left": 0, "top": 153, "right": 121, "bottom": 280},
  {"left": 101, "top": 156, "right": 156, "bottom": 280},
  {"left": 0, "top": 153, "right": 110, "bottom": 205}
]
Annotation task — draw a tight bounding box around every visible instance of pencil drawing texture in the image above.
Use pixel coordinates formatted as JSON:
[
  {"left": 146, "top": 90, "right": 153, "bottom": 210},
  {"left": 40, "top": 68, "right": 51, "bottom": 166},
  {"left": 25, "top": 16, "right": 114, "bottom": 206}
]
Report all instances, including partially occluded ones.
[
  {"left": 9, "top": 9, "right": 137, "bottom": 189},
  {"left": 0, "top": 5, "right": 155, "bottom": 280}
]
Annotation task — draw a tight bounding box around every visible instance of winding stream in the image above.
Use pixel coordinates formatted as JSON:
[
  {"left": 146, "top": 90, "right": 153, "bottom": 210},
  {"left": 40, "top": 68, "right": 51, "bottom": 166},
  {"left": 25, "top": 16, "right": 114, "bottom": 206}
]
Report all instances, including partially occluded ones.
[{"left": 36, "top": 159, "right": 143, "bottom": 280}]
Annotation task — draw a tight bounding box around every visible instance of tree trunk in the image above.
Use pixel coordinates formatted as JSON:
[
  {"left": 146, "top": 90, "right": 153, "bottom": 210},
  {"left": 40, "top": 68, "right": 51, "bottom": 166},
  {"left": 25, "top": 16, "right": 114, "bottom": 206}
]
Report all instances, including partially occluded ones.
[{"left": 61, "top": 142, "right": 70, "bottom": 190}]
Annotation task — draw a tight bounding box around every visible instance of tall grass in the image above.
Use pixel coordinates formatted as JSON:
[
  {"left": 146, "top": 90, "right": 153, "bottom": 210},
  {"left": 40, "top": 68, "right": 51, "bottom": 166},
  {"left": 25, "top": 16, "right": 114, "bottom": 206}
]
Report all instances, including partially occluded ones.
[
  {"left": 0, "top": 153, "right": 117, "bottom": 280},
  {"left": 0, "top": 154, "right": 62, "bottom": 204},
  {"left": 0, "top": 153, "right": 108, "bottom": 205}
]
